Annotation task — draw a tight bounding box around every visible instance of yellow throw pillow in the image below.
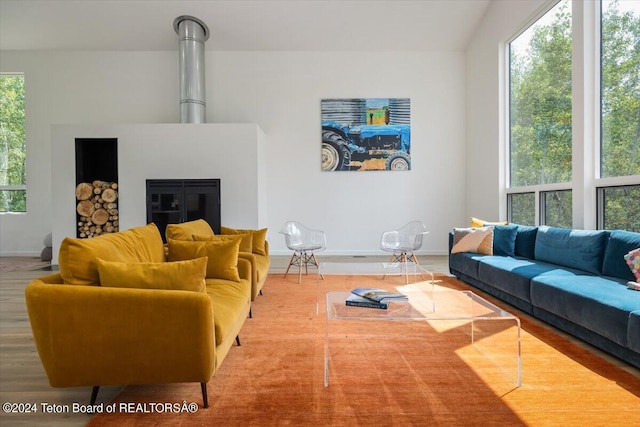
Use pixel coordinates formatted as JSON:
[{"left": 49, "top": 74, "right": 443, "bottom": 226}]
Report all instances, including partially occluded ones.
[
  {"left": 221, "top": 226, "right": 268, "bottom": 256},
  {"left": 96, "top": 257, "right": 207, "bottom": 293},
  {"left": 451, "top": 227, "right": 494, "bottom": 255},
  {"left": 165, "top": 219, "right": 214, "bottom": 241},
  {"left": 193, "top": 233, "right": 253, "bottom": 253},
  {"left": 167, "top": 237, "right": 242, "bottom": 282},
  {"left": 59, "top": 223, "right": 166, "bottom": 286},
  {"left": 470, "top": 217, "right": 508, "bottom": 228}
]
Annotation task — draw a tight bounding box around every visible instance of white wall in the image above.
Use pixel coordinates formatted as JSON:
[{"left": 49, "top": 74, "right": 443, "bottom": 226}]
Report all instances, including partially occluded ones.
[
  {"left": 211, "top": 51, "right": 467, "bottom": 255},
  {"left": 50, "top": 123, "right": 266, "bottom": 264},
  {"left": 465, "top": 0, "right": 549, "bottom": 221},
  {"left": 1, "top": 49, "right": 469, "bottom": 257},
  {"left": 0, "top": 52, "right": 178, "bottom": 256}
]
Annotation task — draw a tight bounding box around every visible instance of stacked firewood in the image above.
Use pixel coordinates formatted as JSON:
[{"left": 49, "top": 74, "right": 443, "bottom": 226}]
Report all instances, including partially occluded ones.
[{"left": 75, "top": 181, "right": 119, "bottom": 238}]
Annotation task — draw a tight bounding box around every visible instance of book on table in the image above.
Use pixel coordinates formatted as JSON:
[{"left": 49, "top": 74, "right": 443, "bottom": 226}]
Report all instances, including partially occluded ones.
[
  {"left": 350, "top": 287, "right": 408, "bottom": 303},
  {"left": 345, "top": 288, "right": 408, "bottom": 309},
  {"left": 345, "top": 294, "right": 390, "bottom": 309}
]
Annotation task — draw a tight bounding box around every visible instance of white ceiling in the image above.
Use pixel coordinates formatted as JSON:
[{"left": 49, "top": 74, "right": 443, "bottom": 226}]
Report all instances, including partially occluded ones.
[{"left": 0, "top": 0, "right": 491, "bottom": 52}]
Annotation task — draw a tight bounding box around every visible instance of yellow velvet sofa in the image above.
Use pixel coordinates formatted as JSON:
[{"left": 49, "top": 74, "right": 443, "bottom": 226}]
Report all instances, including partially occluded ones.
[
  {"left": 165, "top": 219, "right": 270, "bottom": 303},
  {"left": 25, "top": 223, "right": 252, "bottom": 408}
]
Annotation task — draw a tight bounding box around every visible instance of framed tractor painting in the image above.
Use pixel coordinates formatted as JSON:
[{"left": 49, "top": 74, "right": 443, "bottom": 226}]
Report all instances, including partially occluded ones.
[{"left": 321, "top": 98, "right": 411, "bottom": 172}]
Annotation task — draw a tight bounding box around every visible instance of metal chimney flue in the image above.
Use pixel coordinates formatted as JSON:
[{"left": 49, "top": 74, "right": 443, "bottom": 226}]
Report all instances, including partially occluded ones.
[{"left": 173, "top": 15, "right": 210, "bottom": 124}]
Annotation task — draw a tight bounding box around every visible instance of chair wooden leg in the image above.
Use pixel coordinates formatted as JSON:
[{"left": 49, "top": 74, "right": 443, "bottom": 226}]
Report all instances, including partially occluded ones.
[
  {"left": 90, "top": 386, "right": 100, "bottom": 405},
  {"left": 236, "top": 336, "right": 241, "bottom": 346},
  {"left": 409, "top": 252, "right": 420, "bottom": 265},
  {"left": 201, "top": 382, "right": 209, "bottom": 408},
  {"left": 289, "top": 251, "right": 323, "bottom": 283},
  {"left": 283, "top": 253, "right": 297, "bottom": 278},
  {"left": 311, "top": 252, "right": 323, "bottom": 279},
  {"left": 404, "top": 259, "right": 409, "bottom": 284}
]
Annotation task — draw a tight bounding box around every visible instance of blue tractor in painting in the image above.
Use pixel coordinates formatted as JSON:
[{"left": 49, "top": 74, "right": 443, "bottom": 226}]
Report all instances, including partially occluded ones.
[{"left": 321, "top": 121, "right": 411, "bottom": 171}]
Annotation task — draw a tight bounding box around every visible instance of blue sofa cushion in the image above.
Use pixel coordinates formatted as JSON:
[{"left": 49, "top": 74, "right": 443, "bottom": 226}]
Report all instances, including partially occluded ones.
[
  {"left": 530, "top": 275, "right": 640, "bottom": 347},
  {"left": 628, "top": 311, "right": 640, "bottom": 353},
  {"left": 492, "top": 225, "right": 518, "bottom": 257},
  {"left": 602, "top": 230, "right": 640, "bottom": 282},
  {"left": 449, "top": 252, "right": 484, "bottom": 279},
  {"left": 534, "top": 226, "right": 608, "bottom": 275},
  {"left": 477, "top": 257, "right": 578, "bottom": 303},
  {"left": 513, "top": 225, "right": 538, "bottom": 259}
]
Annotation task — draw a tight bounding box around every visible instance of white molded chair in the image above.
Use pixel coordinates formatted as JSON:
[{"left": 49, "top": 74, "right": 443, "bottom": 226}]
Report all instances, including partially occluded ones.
[
  {"left": 280, "top": 221, "right": 326, "bottom": 283},
  {"left": 380, "top": 221, "right": 429, "bottom": 266}
]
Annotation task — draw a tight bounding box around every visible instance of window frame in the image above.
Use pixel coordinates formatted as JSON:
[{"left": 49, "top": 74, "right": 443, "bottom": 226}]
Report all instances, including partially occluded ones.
[
  {"left": 595, "top": 0, "right": 640, "bottom": 230},
  {"left": 505, "top": 0, "right": 573, "bottom": 226},
  {"left": 0, "top": 72, "right": 27, "bottom": 214},
  {"left": 505, "top": 0, "right": 640, "bottom": 230}
]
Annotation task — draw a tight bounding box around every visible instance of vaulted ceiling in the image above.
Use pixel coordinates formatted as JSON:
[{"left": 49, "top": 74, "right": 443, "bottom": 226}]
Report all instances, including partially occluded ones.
[{"left": 0, "top": 0, "right": 491, "bottom": 52}]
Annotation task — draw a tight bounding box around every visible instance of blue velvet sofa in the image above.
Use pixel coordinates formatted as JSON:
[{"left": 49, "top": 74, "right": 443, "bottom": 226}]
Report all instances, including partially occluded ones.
[{"left": 448, "top": 225, "right": 640, "bottom": 369}]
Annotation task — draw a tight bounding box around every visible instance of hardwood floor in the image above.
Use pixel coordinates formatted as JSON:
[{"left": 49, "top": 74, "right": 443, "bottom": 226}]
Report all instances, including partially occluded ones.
[
  {"left": 0, "top": 268, "right": 122, "bottom": 426},
  {"left": 1, "top": 255, "right": 637, "bottom": 426}
]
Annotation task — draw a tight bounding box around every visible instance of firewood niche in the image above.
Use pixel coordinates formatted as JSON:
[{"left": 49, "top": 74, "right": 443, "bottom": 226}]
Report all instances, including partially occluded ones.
[
  {"left": 75, "top": 181, "right": 119, "bottom": 238},
  {"left": 75, "top": 137, "right": 118, "bottom": 238}
]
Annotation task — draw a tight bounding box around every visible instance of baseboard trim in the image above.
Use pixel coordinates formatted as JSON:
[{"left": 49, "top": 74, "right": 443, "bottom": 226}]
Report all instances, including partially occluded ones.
[{"left": 268, "top": 250, "right": 449, "bottom": 256}]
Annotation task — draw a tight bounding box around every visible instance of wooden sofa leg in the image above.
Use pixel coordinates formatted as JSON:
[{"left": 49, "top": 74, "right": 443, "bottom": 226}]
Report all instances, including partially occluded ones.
[
  {"left": 259, "top": 289, "right": 263, "bottom": 296},
  {"left": 201, "top": 382, "right": 209, "bottom": 408},
  {"left": 90, "top": 386, "right": 100, "bottom": 405},
  {"left": 236, "top": 336, "right": 241, "bottom": 346},
  {"left": 249, "top": 308, "right": 252, "bottom": 319}
]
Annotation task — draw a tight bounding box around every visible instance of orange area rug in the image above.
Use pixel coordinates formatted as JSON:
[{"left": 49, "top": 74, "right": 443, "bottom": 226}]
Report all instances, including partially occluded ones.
[{"left": 87, "top": 273, "right": 640, "bottom": 426}]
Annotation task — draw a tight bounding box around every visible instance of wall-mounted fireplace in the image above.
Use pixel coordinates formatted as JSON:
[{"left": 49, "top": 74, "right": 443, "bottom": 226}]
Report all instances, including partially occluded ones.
[
  {"left": 146, "top": 179, "right": 221, "bottom": 242},
  {"left": 75, "top": 138, "right": 119, "bottom": 238}
]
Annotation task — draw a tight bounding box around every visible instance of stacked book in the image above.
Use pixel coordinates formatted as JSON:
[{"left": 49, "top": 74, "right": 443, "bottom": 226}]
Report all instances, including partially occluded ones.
[{"left": 345, "top": 287, "right": 408, "bottom": 309}]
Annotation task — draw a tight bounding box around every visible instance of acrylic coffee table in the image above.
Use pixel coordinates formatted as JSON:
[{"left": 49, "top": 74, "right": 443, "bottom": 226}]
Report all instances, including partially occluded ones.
[
  {"left": 316, "top": 261, "right": 435, "bottom": 313},
  {"left": 324, "top": 288, "right": 522, "bottom": 388}
]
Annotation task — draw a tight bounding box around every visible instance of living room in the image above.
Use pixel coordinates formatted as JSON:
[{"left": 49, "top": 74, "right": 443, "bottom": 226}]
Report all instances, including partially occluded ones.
[{"left": 1, "top": 0, "right": 639, "bottom": 425}]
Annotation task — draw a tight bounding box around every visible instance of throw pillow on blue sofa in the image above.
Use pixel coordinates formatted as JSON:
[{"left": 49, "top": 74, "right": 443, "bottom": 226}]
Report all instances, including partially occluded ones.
[
  {"left": 512, "top": 224, "right": 538, "bottom": 259},
  {"left": 534, "top": 226, "right": 608, "bottom": 275},
  {"left": 492, "top": 225, "right": 518, "bottom": 257},
  {"left": 602, "top": 230, "right": 640, "bottom": 281}
]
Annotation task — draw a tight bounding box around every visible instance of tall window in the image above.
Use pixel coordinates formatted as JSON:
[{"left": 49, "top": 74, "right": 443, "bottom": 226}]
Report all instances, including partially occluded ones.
[
  {"left": 0, "top": 74, "right": 26, "bottom": 213},
  {"left": 599, "top": 0, "right": 640, "bottom": 232},
  {"left": 508, "top": 0, "right": 572, "bottom": 227}
]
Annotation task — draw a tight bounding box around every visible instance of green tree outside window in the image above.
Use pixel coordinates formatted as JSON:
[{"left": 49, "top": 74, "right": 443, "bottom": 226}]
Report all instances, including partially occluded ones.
[
  {"left": 601, "top": 0, "right": 640, "bottom": 179},
  {"left": 509, "top": 0, "right": 639, "bottom": 231},
  {"left": 599, "top": 0, "right": 640, "bottom": 232},
  {"left": 510, "top": 0, "right": 572, "bottom": 188},
  {"left": 0, "top": 74, "right": 26, "bottom": 212}
]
